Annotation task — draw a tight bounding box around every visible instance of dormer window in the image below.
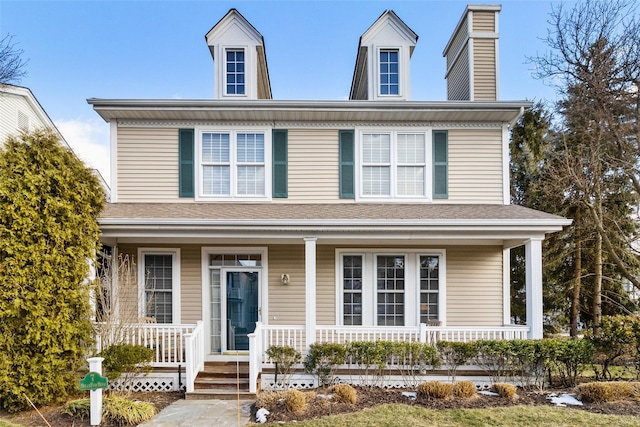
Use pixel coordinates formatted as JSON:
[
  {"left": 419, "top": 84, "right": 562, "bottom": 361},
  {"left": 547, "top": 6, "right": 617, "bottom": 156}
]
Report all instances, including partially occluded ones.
[
  {"left": 379, "top": 49, "right": 399, "bottom": 95},
  {"left": 226, "top": 49, "right": 245, "bottom": 95}
]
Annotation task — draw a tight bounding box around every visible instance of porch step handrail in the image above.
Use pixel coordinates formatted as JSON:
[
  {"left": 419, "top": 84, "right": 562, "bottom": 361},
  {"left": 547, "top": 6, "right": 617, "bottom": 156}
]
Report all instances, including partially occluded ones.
[{"left": 184, "top": 320, "right": 204, "bottom": 393}]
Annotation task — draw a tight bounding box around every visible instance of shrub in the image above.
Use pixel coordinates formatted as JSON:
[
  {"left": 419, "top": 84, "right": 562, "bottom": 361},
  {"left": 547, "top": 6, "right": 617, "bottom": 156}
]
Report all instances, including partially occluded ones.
[
  {"left": 62, "top": 398, "right": 91, "bottom": 420},
  {"left": 0, "top": 129, "right": 104, "bottom": 411},
  {"left": 101, "top": 343, "right": 154, "bottom": 393},
  {"left": 474, "top": 340, "right": 513, "bottom": 383},
  {"left": 103, "top": 395, "right": 157, "bottom": 425},
  {"left": 416, "top": 381, "right": 453, "bottom": 399},
  {"left": 437, "top": 341, "right": 477, "bottom": 382},
  {"left": 284, "top": 389, "right": 306, "bottom": 413},
  {"left": 331, "top": 383, "right": 358, "bottom": 404},
  {"left": 546, "top": 338, "right": 593, "bottom": 387},
  {"left": 304, "top": 343, "right": 346, "bottom": 387},
  {"left": 587, "top": 316, "right": 636, "bottom": 380},
  {"left": 255, "top": 390, "right": 285, "bottom": 409},
  {"left": 64, "top": 396, "right": 157, "bottom": 425},
  {"left": 453, "top": 381, "right": 477, "bottom": 398},
  {"left": 391, "top": 341, "right": 439, "bottom": 387},
  {"left": 346, "top": 341, "right": 390, "bottom": 385},
  {"left": 266, "top": 345, "right": 301, "bottom": 389},
  {"left": 492, "top": 383, "right": 518, "bottom": 399},
  {"left": 576, "top": 381, "right": 640, "bottom": 403}
]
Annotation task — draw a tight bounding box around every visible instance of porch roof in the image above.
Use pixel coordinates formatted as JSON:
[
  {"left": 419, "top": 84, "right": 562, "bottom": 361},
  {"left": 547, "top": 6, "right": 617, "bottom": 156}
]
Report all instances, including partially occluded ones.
[{"left": 100, "top": 203, "right": 570, "bottom": 245}]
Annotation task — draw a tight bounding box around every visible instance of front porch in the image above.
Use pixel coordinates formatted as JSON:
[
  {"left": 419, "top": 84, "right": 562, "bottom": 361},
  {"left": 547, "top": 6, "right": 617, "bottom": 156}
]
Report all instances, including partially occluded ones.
[{"left": 94, "top": 322, "right": 529, "bottom": 393}]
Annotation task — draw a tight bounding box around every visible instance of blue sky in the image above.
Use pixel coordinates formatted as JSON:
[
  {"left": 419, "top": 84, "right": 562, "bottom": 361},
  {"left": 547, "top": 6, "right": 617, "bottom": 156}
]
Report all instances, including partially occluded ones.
[{"left": 1, "top": 0, "right": 569, "bottom": 184}]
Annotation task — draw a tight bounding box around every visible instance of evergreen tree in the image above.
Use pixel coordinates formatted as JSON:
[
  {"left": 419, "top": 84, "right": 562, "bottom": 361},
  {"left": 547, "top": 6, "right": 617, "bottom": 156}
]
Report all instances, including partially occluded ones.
[{"left": 0, "top": 129, "right": 104, "bottom": 410}]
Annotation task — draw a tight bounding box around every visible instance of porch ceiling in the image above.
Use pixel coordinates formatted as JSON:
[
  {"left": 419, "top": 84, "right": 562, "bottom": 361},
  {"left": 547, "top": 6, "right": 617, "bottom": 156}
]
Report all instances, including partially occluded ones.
[{"left": 99, "top": 203, "right": 570, "bottom": 245}]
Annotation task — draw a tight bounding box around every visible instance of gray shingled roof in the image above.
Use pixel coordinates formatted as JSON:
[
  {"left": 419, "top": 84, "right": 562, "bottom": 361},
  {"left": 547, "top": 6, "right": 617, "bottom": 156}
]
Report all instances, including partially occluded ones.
[{"left": 100, "top": 203, "right": 565, "bottom": 223}]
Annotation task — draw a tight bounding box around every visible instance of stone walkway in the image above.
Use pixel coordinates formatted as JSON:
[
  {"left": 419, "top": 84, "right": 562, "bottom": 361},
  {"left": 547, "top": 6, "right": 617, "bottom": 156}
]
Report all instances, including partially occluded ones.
[{"left": 138, "top": 399, "right": 253, "bottom": 427}]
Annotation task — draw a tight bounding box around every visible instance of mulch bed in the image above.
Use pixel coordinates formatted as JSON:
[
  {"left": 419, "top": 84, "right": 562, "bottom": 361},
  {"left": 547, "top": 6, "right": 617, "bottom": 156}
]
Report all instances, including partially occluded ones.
[
  {"left": 253, "top": 386, "right": 640, "bottom": 423},
  {"left": 0, "top": 392, "right": 184, "bottom": 427}
]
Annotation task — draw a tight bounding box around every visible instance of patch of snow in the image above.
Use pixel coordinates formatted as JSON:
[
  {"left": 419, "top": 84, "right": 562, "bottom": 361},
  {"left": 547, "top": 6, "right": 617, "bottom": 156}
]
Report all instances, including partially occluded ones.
[
  {"left": 547, "top": 393, "right": 583, "bottom": 407},
  {"left": 401, "top": 391, "right": 417, "bottom": 400},
  {"left": 479, "top": 390, "right": 500, "bottom": 397},
  {"left": 317, "top": 394, "right": 334, "bottom": 400},
  {"left": 256, "top": 407, "right": 270, "bottom": 423}
]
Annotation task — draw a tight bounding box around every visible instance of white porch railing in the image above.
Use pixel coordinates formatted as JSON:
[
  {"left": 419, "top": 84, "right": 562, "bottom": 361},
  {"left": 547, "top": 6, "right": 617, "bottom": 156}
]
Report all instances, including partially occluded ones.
[
  {"left": 94, "top": 323, "right": 197, "bottom": 367},
  {"left": 184, "top": 321, "right": 205, "bottom": 393}
]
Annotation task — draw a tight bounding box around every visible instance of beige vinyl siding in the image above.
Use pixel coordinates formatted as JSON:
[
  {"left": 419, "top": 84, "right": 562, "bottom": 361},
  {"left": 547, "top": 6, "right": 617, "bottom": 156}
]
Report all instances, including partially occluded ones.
[
  {"left": 180, "top": 245, "right": 202, "bottom": 324},
  {"left": 473, "top": 38, "right": 497, "bottom": 101},
  {"left": 446, "top": 45, "right": 470, "bottom": 101},
  {"left": 267, "top": 244, "right": 336, "bottom": 325},
  {"left": 268, "top": 245, "right": 306, "bottom": 325},
  {"left": 447, "top": 246, "right": 503, "bottom": 326},
  {"left": 0, "top": 93, "right": 49, "bottom": 143},
  {"left": 117, "top": 127, "right": 184, "bottom": 202},
  {"left": 316, "top": 246, "right": 337, "bottom": 325},
  {"left": 283, "top": 129, "right": 340, "bottom": 202},
  {"left": 441, "top": 128, "right": 503, "bottom": 204},
  {"left": 472, "top": 10, "right": 496, "bottom": 32}
]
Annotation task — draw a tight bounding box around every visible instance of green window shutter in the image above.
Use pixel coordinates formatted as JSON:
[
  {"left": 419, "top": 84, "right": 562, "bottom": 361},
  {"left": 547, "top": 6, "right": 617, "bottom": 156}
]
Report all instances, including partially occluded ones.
[
  {"left": 433, "top": 130, "right": 448, "bottom": 199},
  {"left": 339, "top": 130, "right": 355, "bottom": 199},
  {"left": 178, "top": 129, "right": 194, "bottom": 198},
  {"left": 272, "top": 129, "right": 288, "bottom": 198}
]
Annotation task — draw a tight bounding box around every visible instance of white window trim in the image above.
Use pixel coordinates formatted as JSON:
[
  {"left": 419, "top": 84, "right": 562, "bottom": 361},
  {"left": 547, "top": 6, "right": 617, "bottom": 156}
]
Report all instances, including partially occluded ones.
[
  {"left": 138, "top": 248, "right": 181, "bottom": 324},
  {"left": 376, "top": 46, "right": 402, "bottom": 98},
  {"left": 335, "top": 248, "right": 446, "bottom": 327},
  {"left": 194, "top": 126, "right": 272, "bottom": 201},
  {"left": 355, "top": 127, "right": 433, "bottom": 202},
  {"left": 222, "top": 46, "right": 249, "bottom": 98}
]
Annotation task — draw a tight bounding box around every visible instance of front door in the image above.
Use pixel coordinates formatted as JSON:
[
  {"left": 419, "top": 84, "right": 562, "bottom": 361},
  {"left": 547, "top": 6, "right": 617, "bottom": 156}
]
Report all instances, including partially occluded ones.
[{"left": 224, "top": 270, "right": 259, "bottom": 351}]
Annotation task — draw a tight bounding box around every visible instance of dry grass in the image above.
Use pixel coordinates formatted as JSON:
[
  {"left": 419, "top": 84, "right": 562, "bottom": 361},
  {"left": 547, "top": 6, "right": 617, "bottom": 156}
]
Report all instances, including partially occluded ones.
[
  {"left": 331, "top": 384, "right": 358, "bottom": 404},
  {"left": 255, "top": 390, "right": 286, "bottom": 409},
  {"left": 492, "top": 383, "right": 518, "bottom": 399},
  {"left": 417, "top": 381, "right": 454, "bottom": 399},
  {"left": 274, "top": 404, "right": 640, "bottom": 427},
  {"left": 452, "top": 381, "right": 477, "bottom": 398},
  {"left": 576, "top": 381, "right": 640, "bottom": 403},
  {"left": 284, "top": 389, "right": 307, "bottom": 413}
]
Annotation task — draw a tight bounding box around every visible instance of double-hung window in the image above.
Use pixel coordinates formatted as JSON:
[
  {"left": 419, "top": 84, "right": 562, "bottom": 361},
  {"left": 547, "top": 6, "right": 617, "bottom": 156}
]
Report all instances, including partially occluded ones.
[
  {"left": 360, "top": 130, "right": 428, "bottom": 200},
  {"left": 379, "top": 49, "right": 399, "bottom": 95},
  {"left": 226, "top": 49, "right": 245, "bottom": 95},
  {"left": 138, "top": 248, "right": 180, "bottom": 324},
  {"left": 199, "top": 130, "right": 267, "bottom": 199}
]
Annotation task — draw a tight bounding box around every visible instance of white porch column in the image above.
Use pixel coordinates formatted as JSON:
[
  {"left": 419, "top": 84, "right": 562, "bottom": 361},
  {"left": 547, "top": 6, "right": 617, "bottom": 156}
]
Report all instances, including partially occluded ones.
[
  {"left": 525, "top": 238, "right": 544, "bottom": 339},
  {"left": 304, "top": 237, "right": 317, "bottom": 349},
  {"left": 502, "top": 248, "right": 511, "bottom": 325}
]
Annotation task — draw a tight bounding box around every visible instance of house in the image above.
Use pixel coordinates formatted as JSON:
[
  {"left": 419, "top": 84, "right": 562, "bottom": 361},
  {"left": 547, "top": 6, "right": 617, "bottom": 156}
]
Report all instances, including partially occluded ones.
[
  {"left": 0, "top": 84, "right": 111, "bottom": 196},
  {"left": 0, "top": 84, "right": 69, "bottom": 146},
  {"left": 88, "top": 5, "right": 570, "bottom": 394}
]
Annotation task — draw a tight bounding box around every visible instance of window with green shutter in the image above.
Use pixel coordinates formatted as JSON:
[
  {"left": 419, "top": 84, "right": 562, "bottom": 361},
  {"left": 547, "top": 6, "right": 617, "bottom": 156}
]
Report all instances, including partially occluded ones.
[
  {"left": 339, "top": 130, "right": 355, "bottom": 199},
  {"left": 178, "top": 129, "right": 194, "bottom": 198},
  {"left": 433, "top": 130, "right": 448, "bottom": 199},
  {"left": 272, "top": 129, "right": 288, "bottom": 198}
]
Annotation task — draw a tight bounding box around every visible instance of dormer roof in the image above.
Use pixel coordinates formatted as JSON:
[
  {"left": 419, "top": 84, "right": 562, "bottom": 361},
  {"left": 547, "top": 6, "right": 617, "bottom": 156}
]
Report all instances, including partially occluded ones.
[
  {"left": 350, "top": 10, "right": 418, "bottom": 101},
  {"left": 205, "top": 9, "right": 272, "bottom": 100}
]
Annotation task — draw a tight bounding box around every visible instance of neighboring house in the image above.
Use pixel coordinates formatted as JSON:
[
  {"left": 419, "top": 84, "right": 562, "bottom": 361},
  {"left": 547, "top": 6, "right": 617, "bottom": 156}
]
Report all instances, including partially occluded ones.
[
  {"left": 0, "top": 84, "right": 70, "bottom": 147},
  {"left": 0, "top": 84, "right": 111, "bottom": 199},
  {"left": 89, "top": 5, "right": 570, "bottom": 394}
]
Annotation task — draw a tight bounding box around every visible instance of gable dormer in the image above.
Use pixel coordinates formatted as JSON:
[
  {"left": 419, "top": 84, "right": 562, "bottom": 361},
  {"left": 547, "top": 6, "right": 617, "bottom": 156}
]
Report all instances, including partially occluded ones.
[
  {"left": 205, "top": 9, "right": 272, "bottom": 100},
  {"left": 350, "top": 10, "right": 418, "bottom": 101}
]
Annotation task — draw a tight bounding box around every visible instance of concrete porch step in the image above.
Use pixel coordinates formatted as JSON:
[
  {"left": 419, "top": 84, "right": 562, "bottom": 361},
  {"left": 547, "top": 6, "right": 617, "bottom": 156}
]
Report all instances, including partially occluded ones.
[{"left": 186, "top": 389, "right": 256, "bottom": 400}]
